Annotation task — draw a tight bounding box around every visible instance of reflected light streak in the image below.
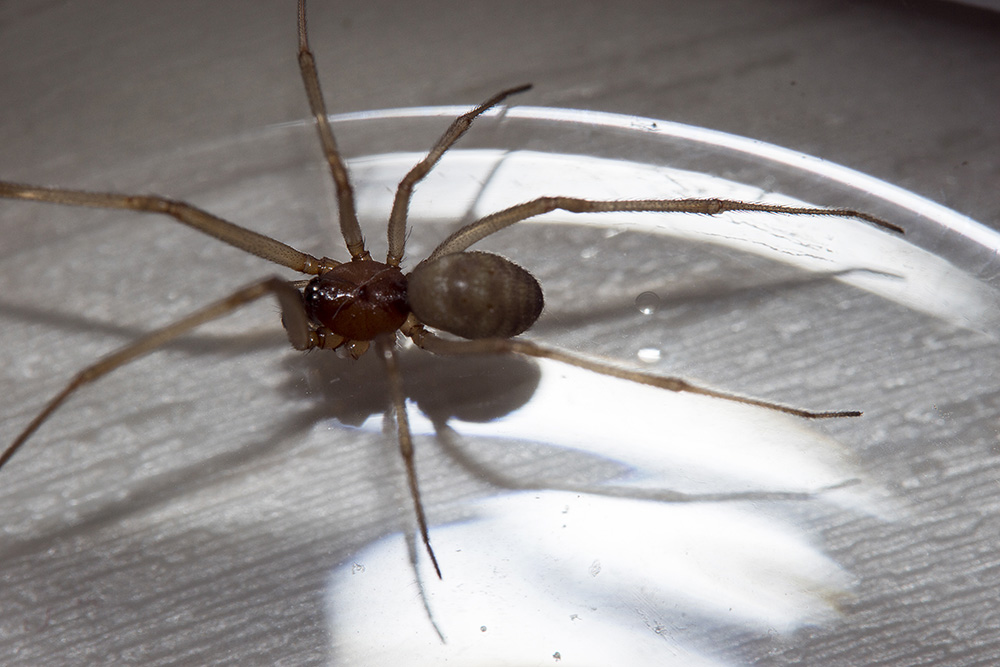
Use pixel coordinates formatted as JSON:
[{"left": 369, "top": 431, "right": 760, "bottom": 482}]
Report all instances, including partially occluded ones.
[
  {"left": 310, "top": 104, "right": 996, "bottom": 251},
  {"left": 335, "top": 360, "right": 882, "bottom": 662},
  {"left": 410, "top": 360, "right": 869, "bottom": 498},
  {"left": 326, "top": 492, "right": 851, "bottom": 665},
  {"left": 349, "top": 149, "right": 998, "bottom": 333}
]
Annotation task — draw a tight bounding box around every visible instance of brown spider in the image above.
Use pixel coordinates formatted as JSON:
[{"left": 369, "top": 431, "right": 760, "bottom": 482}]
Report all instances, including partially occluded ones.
[{"left": 0, "top": 0, "right": 902, "bottom": 578}]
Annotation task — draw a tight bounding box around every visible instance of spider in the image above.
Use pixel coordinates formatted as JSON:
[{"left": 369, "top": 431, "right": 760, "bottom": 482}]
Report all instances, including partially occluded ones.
[{"left": 0, "top": 0, "right": 903, "bottom": 579}]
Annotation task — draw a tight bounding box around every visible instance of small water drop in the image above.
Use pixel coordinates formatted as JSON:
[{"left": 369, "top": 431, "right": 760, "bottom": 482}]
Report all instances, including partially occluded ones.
[
  {"left": 637, "top": 347, "right": 662, "bottom": 364},
  {"left": 634, "top": 291, "right": 660, "bottom": 315}
]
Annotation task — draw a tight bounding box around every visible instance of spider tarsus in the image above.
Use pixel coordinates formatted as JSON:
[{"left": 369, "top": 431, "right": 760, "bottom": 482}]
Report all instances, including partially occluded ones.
[
  {"left": 798, "top": 409, "right": 862, "bottom": 419},
  {"left": 429, "top": 546, "right": 443, "bottom": 580}
]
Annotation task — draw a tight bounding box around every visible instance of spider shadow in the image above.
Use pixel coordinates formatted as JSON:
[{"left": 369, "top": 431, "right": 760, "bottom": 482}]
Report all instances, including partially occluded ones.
[
  {"left": 276, "top": 264, "right": 879, "bottom": 527},
  {"left": 0, "top": 264, "right": 871, "bottom": 560}
]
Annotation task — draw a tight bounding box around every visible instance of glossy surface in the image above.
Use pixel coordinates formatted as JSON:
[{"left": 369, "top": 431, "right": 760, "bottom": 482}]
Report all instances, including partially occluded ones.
[
  {"left": 303, "top": 261, "right": 409, "bottom": 341},
  {"left": 1, "top": 105, "right": 998, "bottom": 665},
  {"left": 1, "top": 1, "right": 998, "bottom": 664}
]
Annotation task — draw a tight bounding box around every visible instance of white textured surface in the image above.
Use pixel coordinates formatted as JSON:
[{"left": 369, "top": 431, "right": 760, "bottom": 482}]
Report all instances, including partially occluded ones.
[{"left": 1, "top": 1, "right": 999, "bottom": 665}]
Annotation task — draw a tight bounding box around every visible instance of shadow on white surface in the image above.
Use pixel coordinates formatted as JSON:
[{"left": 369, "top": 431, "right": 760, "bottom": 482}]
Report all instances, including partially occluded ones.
[
  {"left": 324, "top": 361, "right": 885, "bottom": 665},
  {"left": 328, "top": 493, "right": 851, "bottom": 666},
  {"left": 3, "top": 106, "right": 997, "bottom": 665}
]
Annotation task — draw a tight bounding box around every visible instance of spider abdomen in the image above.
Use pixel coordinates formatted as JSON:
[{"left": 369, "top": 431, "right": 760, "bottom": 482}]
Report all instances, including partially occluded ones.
[
  {"left": 408, "top": 251, "right": 543, "bottom": 339},
  {"left": 303, "top": 259, "right": 409, "bottom": 340}
]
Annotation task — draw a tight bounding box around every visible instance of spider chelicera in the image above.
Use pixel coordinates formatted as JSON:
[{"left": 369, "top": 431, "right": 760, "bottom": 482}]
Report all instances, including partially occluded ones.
[{"left": 0, "top": 0, "right": 903, "bottom": 578}]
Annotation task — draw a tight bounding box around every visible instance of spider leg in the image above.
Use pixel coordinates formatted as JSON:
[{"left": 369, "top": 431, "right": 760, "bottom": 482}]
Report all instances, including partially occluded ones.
[
  {"left": 297, "top": 0, "right": 367, "bottom": 260},
  {"left": 1, "top": 277, "right": 312, "bottom": 472},
  {"left": 404, "top": 322, "right": 861, "bottom": 419},
  {"left": 385, "top": 84, "right": 532, "bottom": 267},
  {"left": 0, "top": 181, "right": 331, "bottom": 274},
  {"left": 376, "top": 336, "right": 443, "bottom": 579},
  {"left": 426, "top": 195, "right": 903, "bottom": 260}
]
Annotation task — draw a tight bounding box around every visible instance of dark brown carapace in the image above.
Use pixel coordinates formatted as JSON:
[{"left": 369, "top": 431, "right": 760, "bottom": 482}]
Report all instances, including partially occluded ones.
[
  {"left": 304, "top": 260, "right": 410, "bottom": 342},
  {"left": 0, "top": 0, "right": 903, "bottom": 580}
]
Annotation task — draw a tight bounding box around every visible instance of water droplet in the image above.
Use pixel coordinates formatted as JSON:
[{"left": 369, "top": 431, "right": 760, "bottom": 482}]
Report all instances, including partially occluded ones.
[
  {"left": 637, "top": 347, "right": 662, "bottom": 364},
  {"left": 634, "top": 291, "right": 660, "bottom": 315},
  {"left": 480, "top": 626, "right": 488, "bottom": 633}
]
